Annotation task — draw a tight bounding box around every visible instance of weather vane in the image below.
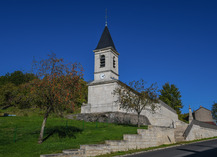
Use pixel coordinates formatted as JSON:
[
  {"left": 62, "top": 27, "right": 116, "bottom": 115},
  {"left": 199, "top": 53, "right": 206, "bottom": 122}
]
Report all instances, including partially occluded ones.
[{"left": 105, "top": 8, "right": 107, "bottom": 26}]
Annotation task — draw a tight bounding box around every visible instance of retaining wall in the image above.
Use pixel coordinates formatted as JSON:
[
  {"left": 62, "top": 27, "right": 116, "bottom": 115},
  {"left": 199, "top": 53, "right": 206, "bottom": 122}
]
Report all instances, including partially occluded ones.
[
  {"left": 40, "top": 125, "right": 175, "bottom": 157},
  {"left": 184, "top": 120, "right": 217, "bottom": 141}
]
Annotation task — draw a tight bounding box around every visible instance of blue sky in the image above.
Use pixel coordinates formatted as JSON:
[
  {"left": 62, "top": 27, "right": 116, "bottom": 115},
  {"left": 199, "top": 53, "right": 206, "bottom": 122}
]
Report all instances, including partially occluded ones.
[{"left": 0, "top": 0, "right": 216, "bottom": 113}]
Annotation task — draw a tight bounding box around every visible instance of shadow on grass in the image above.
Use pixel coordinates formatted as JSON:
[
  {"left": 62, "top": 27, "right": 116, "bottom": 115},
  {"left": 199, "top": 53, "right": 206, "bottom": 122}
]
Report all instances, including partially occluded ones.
[
  {"left": 45, "top": 126, "right": 82, "bottom": 139},
  {"left": 113, "top": 122, "right": 148, "bottom": 129},
  {"left": 29, "top": 126, "right": 83, "bottom": 142}
]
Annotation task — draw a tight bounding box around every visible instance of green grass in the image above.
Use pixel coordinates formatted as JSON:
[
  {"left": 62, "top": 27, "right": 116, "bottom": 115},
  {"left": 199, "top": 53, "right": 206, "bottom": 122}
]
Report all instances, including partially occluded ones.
[{"left": 0, "top": 107, "right": 147, "bottom": 157}]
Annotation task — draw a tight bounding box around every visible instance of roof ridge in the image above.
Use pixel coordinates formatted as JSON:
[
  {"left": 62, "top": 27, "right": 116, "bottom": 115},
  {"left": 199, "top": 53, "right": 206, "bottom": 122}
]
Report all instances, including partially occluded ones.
[{"left": 193, "top": 106, "right": 211, "bottom": 113}]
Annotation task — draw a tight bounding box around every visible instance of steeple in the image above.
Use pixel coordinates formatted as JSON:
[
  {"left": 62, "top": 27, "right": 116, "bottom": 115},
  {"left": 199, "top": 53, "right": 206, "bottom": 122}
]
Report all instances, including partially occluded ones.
[
  {"left": 93, "top": 25, "right": 119, "bottom": 82},
  {"left": 95, "top": 26, "right": 116, "bottom": 51}
]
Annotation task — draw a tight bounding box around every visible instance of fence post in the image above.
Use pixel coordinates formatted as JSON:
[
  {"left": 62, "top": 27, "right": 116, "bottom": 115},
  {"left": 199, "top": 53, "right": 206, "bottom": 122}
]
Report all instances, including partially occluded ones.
[
  {"left": 82, "top": 120, "right": 84, "bottom": 130},
  {"left": 66, "top": 120, "right": 68, "bottom": 130},
  {"left": 96, "top": 121, "right": 98, "bottom": 128}
]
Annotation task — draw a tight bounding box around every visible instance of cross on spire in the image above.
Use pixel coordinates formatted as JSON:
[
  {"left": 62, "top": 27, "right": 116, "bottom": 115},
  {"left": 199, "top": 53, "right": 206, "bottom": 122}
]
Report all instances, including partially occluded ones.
[{"left": 105, "top": 8, "right": 107, "bottom": 26}]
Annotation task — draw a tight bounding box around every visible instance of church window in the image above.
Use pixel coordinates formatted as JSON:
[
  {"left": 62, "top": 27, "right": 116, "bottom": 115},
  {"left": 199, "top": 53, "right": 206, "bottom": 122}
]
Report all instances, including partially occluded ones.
[
  {"left": 100, "top": 55, "right": 105, "bottom": 68},
  {"left": 113, "top": 56, "right": 116, "bottom": 68}
]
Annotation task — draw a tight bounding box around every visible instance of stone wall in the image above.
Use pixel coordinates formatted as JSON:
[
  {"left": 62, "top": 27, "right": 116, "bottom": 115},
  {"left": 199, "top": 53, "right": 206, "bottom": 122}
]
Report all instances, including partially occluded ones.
[
  {"left": 118, "top": 100, "right": 178, "bottom": 127},
  {"left": 68, "top": 112, "right": 151, "bottom": 126},
  {"left": 184, "top": 120, "right": 217, "bottom": 141},
  {"left": 40, "top": 121, "right": 217, "bottom": 157},
  {"left": 40, "top": 126, "right": 175, "bottom": 157}
]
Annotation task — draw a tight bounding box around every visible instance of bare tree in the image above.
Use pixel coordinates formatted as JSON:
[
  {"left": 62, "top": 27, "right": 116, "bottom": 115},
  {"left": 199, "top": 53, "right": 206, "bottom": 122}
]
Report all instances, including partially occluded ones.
[{"left": 113, "top": 80, "right": 158, "bottom": 127}]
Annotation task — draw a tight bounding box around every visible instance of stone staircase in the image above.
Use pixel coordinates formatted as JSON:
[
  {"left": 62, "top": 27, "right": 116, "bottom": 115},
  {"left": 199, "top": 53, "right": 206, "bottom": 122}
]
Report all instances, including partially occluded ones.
[{"left": 174, "top": 125, "right": 187, "bottom": 142}]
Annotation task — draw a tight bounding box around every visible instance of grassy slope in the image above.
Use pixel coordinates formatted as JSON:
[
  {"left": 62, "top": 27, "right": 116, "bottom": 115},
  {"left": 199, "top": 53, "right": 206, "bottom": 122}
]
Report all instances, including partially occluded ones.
[{"left": 0, "top": 107, "right": 146, "bottom": 157}]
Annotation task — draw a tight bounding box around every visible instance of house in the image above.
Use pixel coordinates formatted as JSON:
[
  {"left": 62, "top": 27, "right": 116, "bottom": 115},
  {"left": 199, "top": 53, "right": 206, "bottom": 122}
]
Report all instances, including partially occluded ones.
[{"left": 189, "top": 105, "right": 216, "bottom": 125}]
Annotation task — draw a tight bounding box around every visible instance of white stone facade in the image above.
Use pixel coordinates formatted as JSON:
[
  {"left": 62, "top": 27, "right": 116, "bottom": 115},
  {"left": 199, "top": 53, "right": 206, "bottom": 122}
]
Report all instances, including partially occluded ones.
[
  {"left": 81, "top": 79, "right": 178, "bottom": 127},
  {"left": 81, "top": 80, "right": 119, "bottom": 113},
  {"left": 94, "top": 47, "right": 119, "bottom": 81}
]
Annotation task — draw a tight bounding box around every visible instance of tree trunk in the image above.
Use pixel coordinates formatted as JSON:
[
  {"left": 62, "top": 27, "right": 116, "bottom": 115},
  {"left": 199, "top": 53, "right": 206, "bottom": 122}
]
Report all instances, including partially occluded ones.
[
  {"left": 38, "top": 107, "right": 51, "bottom": 144},
  {"left": 137, "top": 113, "right": 140, "bottom": 127}
]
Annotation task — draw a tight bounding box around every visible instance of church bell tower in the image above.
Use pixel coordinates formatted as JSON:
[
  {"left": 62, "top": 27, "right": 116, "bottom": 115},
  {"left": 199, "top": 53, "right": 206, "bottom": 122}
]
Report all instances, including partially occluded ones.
[
  {"left": 81, "top": 25, "right": 120, "bottom": 113},
  {"left": 93, "top": 26, "right": 119, "bottom": 82}
]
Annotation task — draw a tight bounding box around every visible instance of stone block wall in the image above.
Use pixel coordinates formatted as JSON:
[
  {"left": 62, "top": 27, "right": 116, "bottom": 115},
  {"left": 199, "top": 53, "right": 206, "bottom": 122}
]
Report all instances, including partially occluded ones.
[
  {"left": 68, "top": 112, "right": 151, "bottom": 126},
  {"left": 77, "top": 125, "right": 175, "bottom": 156},
  {"left": 40, "top": 126, "right": 176, "bottom": 157},
  {"left": 82, "top": 81, "right": 119, "bottom": 114},
  {"left": 40, "top": 120, "right": 217, "bottom": 157},
  {"left": 140, "top": 101, "right": 178, "bottom": 127},
  {"left": 185, "top": 121, "right": 217, "bottom": 141}
]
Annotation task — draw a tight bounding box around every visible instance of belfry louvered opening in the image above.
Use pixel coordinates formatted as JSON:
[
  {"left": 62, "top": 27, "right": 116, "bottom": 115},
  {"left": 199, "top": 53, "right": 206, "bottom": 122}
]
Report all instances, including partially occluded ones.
[
  {"left": 100, "top": 55, "right": 105, "bottom": 68},
  {"left": 113, "top": 56, "right": 116, "bottom": 68}
]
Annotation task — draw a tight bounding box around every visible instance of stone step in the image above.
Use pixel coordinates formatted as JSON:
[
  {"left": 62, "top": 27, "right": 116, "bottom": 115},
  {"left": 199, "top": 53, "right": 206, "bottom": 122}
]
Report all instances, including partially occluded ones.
[
  {"left": 175, "top": 130, "right": 185, "bottom": 133},
  {"left": 175, "top": 137, "right": 185, "bottom": 142},
  {"left": 123, "top": 134, "right": 142, "bottom": 141},
  {"left": 62, "top": 149, "right": 84, "bottom": 155},
  {"left": 175, "top": 131, "right": 184, "bottom": 134},
  {"left": 175, "top": 128, "right": 185, "bottom": 131},
  {"left": 105, "top": 140, "right": 127, "bottom": 146},
  {"left": 176, "top": 126, "right": 186, "bottom": 129},
  {"left": 175, "top": 132, "right": 184, "bottom": 136},
  {"left": 80, "top": 144, "right": 110, "bottom": 150},
  {"left": 40, "top": 153, "right": 69, "bottom": 157},
  {"left": 137, "top": 129, "right": 148, "bottom": 134}
]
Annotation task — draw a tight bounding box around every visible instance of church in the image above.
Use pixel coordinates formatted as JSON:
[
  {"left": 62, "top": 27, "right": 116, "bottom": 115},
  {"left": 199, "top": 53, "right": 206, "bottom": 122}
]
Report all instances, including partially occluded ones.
[
  {"left": 43, "top": 24, "right": 217, "bottom": 157},
  {"left": 81, "top": 25, "right": 179, "bottom": 127}
]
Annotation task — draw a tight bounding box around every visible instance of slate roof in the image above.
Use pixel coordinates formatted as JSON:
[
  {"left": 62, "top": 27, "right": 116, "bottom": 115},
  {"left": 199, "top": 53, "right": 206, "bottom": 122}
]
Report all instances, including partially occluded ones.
[{"left": 95, "top": 26, "right": 116, "bottom": 51}]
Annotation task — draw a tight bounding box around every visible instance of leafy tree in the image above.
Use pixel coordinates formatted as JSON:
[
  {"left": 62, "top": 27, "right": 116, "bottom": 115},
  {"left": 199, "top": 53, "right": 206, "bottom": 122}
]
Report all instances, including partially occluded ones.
[
  {"left": 31, "top": 53, "right": 84, "bottom": 144},
  {"left": 113, "top": 80, "right": 158, "bottom": 127},
  {"left": 8, "top": 71, "right": 25, "bottom": 86},
  {"left": 0, "top": 71, "right": 37, "bottom": 86},
  {"left": 0, "top": 73, "right": 9, "bottom": 86},
  {"left": 211, "top": 102, "right": 217, "bottom": 122},
  {"left": 159, "top": 83, "right": 183, "bottom": 115},
  {"left": 179, "top": 113, "right": 189, "bottom": 123},
  {"left": 15, "top": 82, "right": 33, "bottom": 109},
  {"left": 74, "top": 79, "right": 88, "bottom": 108},
  {"left": 0, "top": 71, "right": 37, "bottom": 109},
  {"left": 0, "top": 83, "right": 18, "bottom": 108}
]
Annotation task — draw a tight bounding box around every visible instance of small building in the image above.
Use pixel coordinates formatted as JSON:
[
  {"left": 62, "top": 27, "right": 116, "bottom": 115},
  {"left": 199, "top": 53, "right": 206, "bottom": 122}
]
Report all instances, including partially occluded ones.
[{"left": 189, "top": 106, "right": 216, "bottom": 125}]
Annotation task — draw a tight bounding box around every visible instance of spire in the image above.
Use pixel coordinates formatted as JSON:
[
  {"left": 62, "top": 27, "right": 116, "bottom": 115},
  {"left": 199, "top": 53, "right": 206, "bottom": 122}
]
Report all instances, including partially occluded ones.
[{"left": 95, "top": 26, "right": 116, "bottom": 51}]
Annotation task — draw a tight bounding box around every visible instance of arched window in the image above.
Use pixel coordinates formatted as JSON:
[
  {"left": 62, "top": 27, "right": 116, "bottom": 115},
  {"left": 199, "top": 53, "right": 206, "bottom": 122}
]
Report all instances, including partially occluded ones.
[
  {"left": 113, "top": 56, "right": 116, "bottom": 68},
  {"left": 100, "top": 55, "right": 105, "bottom": 68}
]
